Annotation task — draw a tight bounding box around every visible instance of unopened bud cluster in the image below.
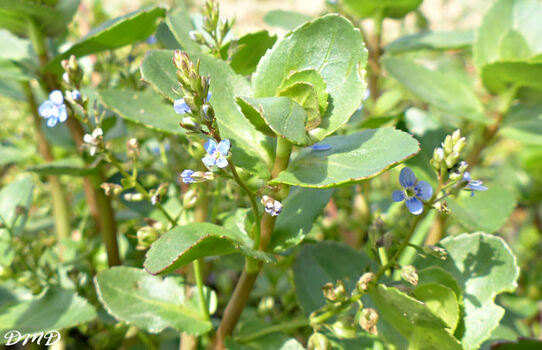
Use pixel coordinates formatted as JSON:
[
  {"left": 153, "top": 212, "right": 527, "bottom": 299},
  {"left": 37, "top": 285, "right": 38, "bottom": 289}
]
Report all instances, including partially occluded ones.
[
  {"left": 189, "top": 1, "right": 234, "bottom": 56},
  {"left": 173, "top": 51, "right": 214, "bottom": 132},
  {"left": 322, "top": 280, "right": 346, "bottom": 303},
  {"left": 136, "top": 220, "right": 165, "bottom": 250},
  {"left": 61, "top": 55, "right": 83, "bottom": 88},
  {"left": 431, "top": 129, "right": 466, "bottom": 171},
  {"left": 401, "top": 265, "right": 418, "bottom": 286}
]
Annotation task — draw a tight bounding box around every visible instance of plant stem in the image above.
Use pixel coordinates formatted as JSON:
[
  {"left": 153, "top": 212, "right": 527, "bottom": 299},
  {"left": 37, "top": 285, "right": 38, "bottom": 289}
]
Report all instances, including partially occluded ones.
[
  {"left": 236, "top": 318, "right": 309, "bottom": 343},
  {"left": 22, "top": 82, "right": 71, "bottom": 248},
  {"left": 215, "top": 138, "right": 293, "bottom": 349},
  {"left": 28, "top": 18, "right": 121, "bottom": 266},
  {"left": 367, "top": 10, "right": 384, "bottom": 101},
  {"left": 466, "top": 85, "right": 518, "bottom": 167}
]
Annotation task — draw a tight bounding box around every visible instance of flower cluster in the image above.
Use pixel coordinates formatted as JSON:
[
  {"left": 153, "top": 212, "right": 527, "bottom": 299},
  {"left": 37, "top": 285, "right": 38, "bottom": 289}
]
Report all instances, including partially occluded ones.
[
  {"left": 83, "top": 128, "right": 103, "bottom": 156},
  {"left": 38, "top": 90, "right": 68, "bottom": 128},
  {"left": 188, "top": 1, "right": 234, "bottom": 56}
]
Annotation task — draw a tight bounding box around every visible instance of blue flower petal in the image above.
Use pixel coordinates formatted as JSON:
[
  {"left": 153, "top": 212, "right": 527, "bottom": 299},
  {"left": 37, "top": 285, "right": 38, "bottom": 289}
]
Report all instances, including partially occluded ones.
[
  {"left": 174, "top": 98, "right": 191, "bottom": 114},
  {"left": 217, "top": 139, "right": 230, "bottom": 156},
  {"left": 181, "top": 169, "right": 195, "bottom": 183},
  {"left": 46, "top": 116, "right": 58, "bottom": 128},
  {"left": 392, "top": 190, "right": 405, "bottom": 202},
  {"left": 204, "top": 139, "right": 217, "bottom": 155},
  {"left": 405, "top": 197, "right": 424, "bottom": 215},
  {"left": 38, "top": 100, "right": 55, "bottom": 118},
  {"left": 58, "top": 104, "right": 68, "bottom": 122},
  {"left": 462, "top": 171, "right": 472, "bottom": 182},
  {"left": 467, "top": 181, "right": 488, "bottom": 191},
  {"left": 49, "top": 90, "right": 64, "bottom": 105},
  {"left": 399, "top": 167, "right": 417, "bottom": 188},
  {"left": 201, "top": 155, "right": 216, "bottom": 168},
  {"left": 415, "top": 180, "right": 433, "bottom": 201},
  {"left": 311, "top": 144, "right": 332, "bottom": 151},
  {"left": 206, "top": 92, "right": 212, "bottom": 102},
  {"left": 216, "top": 156, "right": 228, "bottom": 168}
]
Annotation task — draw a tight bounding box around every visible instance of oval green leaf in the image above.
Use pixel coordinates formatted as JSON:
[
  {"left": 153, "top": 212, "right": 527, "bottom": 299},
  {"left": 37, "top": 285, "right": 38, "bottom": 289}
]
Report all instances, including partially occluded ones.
[
  {"left": 95, "top": 267, "right": 211, "bottom": 335},
  {"left": 144, "top": 222, "right": 274, "bottom": 275},
  {"left": 252, "top": 14, "right": 368, "bottom": 141},
  {"left": 270, "top": 128, "right": 420, "bottom": 188}
]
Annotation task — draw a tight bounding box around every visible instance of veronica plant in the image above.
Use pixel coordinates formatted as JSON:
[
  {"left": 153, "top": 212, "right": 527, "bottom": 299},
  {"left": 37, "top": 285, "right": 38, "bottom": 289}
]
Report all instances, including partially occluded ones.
[{"left": 1, "top": 0, "right": 540, "bottom": 349}]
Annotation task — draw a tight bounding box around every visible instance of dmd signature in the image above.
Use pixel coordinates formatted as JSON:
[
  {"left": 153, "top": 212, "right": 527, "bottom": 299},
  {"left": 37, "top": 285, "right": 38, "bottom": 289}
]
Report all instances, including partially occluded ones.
[{"left": 3, "top": 330, "right": 61, "bottom": 346}]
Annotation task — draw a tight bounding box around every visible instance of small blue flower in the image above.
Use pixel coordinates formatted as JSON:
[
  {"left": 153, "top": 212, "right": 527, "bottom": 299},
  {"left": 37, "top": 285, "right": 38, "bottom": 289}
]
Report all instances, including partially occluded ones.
[
  {"left": 202, "top": 139, "right": 230, "bottom": 169},
  {"left": 462, "top": 172, "right": 488, "bottom": 196},
  {"left": 206, "top": 92, "right": 212, "bottom": 102},
  {"left": 146, "top": 35, "right": 157, "bottom": 44},
  {"left": 311, "top": 144, "right": 332, "bottom": 151},
  {"left": 262, "top": 195, "right": 282, "bottom": 217},
  {"left": 181, "top": 169, "right": 196, "bottom": 184},
  {"left": 392, "top": 167, "right": 433, "bottom": 215},
  {"left": 38, "top": 90, "right": 67, "bottom": 128},
  {"left": 174, "top": 98, "right": 191, "bottom": 114}
]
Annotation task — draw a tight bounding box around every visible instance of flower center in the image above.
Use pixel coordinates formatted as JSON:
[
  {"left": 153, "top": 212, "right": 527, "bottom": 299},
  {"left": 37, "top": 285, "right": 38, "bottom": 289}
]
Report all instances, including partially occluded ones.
[{"left": 405, "top": 188, "right": 416, "bottom": 198}]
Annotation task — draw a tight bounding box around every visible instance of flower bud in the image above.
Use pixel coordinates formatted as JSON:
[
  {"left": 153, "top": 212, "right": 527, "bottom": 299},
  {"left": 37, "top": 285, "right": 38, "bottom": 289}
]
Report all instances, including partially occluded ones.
[
  {"left": 359, "top": 308, "right": 378, "bottom": 334},
  {"left": 188, "top": 30, "right": 206, "bottom": 44},
  {"left": 323, "top": 280, "right": 346, "bottom": 302},
  {"left": 433, "top": 147, "right": 444, "bottom": 163},
  {"left": 127, "top": 138, "right": 140, "bottom": 159},
  {"left": 401, "top": 265, "right": 418, "bottom": 286},
  {"left": 452, "top": 129, "right": 461, "bottom": 143},
  {"left": 423, "top": 245, "right": 448, "bottom": 260},
  {"left": 443, "top": 135, "right": 453, "bottom": 154},
  {"left": 257, "top": 296, "right": 275, "bottom": 315},
  {"left": 202, "top": 104, "right": 214, "bottom": 122},
  {"left": 453, "top": 137, "right": 466, "bottom": 154},
  {"left": 332, "top": 316, "right": 357, "bottom": 338},
  {"left": 356, "top": 272, "right": 376, "bottom": 292},
  {"left": 308, "top": 333, "right": 330, "bottom": 350},
  {"left": 61, "top": 55, "right": 83, "bottom": 86},
  {"left": 182, "top": 189, "right": 198, "bottom": 209},
  {"left": 124, "top": 193, "right": 144, "bottom": 202},
  {"left": 100, "top": 183, "right": 122, "bottom": 196},
  {"left": 445, "top": 152, "right": 460, "bottom": 168},
  {"left": 136, "top": 225, "right": 159, "bottom": 250}
]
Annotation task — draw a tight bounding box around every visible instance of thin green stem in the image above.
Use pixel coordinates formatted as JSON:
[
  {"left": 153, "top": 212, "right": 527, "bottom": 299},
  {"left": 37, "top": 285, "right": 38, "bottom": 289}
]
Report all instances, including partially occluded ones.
[
  {"left": 193, "top": 258, "right": 210, "bottom": 321},
  {"left": 236, "top": 318, "right": 309, "bottom": 343}
]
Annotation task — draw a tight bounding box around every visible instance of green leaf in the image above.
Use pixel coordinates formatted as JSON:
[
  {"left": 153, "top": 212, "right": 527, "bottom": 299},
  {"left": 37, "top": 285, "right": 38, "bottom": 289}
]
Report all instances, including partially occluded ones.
[
  {"left": 473, "top": 0, "right": 542, "bottom": 93},
  {"left": 474, "top": 0, "right": 542, "bottom": 68},
  {"left": 480, "top": 61, "right": 542, "bottom": 94},
  {"left": 412, "top": 282, "right": 460, "bottom": 332},
  {"left": 0, "top": 0, "right": 79, "bottom": 37},
  {"left": 236, "top": 97, "right": 310, "bottom": 145},
  {"left": 500, "top": 104, "right": 542, "bottom": 145},
  {"left": 447, "top": 187, "right": 516, "bottom": 233},
  {"left": 385, "top": 30, "right": 474, "bottom": 54},
  {"left": 230, "top": 31, "right": 277, "bottom": 76},
  {"left": 293, "top": 241, "right": 376, "bottom": 314},
  {"left": 278, "top": 69, "right": 329, "bottom": 116},
  {"left": 253, "top": 15, "right": 368, "bottom": 141},
  {"left": 165, "top": 9, "right": 202, "bottom": 54},
  {"left": 140, "top": 50, "right": 273, "bottom": 177},
  {"left": 278, "top": 83, "right": 321, "bottom": 131},
  {"left": 270, "top": 128, "right": 419, "bottom": 188},
  {"left": 45, "top": 6, "right": 165, "bottom": 73},
  {"left": 0, "top": 177, "right": 33, "bottom": 236},
  {"left": 491, "top": 338, "right": 542, "bottom": 349},
  {"left": 383, "top": 57, "right": 487, "bottom": 123},
  {"left": 417, "top": 266, "right": 462, "bottom": 299},
  {"left": 144, "top": 223, "right": 274, "bottom": 275},
  {"left": 263, "top": 10, "right": 312, "bottom": 31},
  {"left": 271, "top": 187, "right": 333, "bottom": 252},
  {"left": 98, "top": 89, "right": 185, "bottom": 135},
  {"left": 95, "top": 267, "right": 211, "bottom": 335},
  {"left": 27, "top": 158, "right": 98, "bottom": 176},
  {"left": 0, "top": 288, "right": 96, "bottom": 343},
  {"left": 342, "top": 0, "right": 422, "bottom": 19},
  {"left": 369, "top": 284, "right": 462, "bottom": 350},
  {"left": 416, "top": 232, "right": 520, "bottom": 350},
  {"left": 0, "top": 59, "right": 32, "bottom": 81},
  {"left": 0, "top": 145, "right": 33, "bottom": 166}
]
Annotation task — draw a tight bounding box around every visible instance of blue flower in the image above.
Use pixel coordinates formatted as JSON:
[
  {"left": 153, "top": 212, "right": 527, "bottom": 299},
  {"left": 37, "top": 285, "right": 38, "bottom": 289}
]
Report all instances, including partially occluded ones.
[
  {"left": 392, "top": 167, "right": 433, "bottom": 215},
  {"left": 146, "top": 35, "right": 157, "bottom": 44},
  {"left": 202, "top": 139, "right": 230, "bottom": 169},
  {"left": 181, "top": 169, "right": 196, "bottom": 184},
  {"left": 262, "top": 195, "right": 282, "bottom": 217},
  {"left": 311, "top": 144, "right": 332, "bottom": 151},
  {"left": 174, "top": 98, "right": 191, "bottom": 114},
  {"left": 38, "top": 90, "right": 67, "bottom": 128},
  {"left": 462, "top": 172, "right": 487, "bottom": 196}
]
